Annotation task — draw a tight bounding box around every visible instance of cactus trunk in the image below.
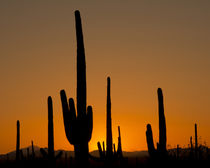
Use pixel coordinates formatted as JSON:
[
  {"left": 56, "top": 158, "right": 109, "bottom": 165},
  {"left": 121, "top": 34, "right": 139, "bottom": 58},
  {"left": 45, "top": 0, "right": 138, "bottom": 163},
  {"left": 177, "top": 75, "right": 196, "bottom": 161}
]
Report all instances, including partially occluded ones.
[
  {"left": 158, "top": 88, "right": 167, "bottom": 154},
  {"left": 106, "top": 77, "right": 113, "bottom": 158},
  {"left": 16, "top": 120, "right": 20, "bottom": 161},
  {"left": 195, "top": 123, "right": 198, "bottom": 159},
  {"left": 76, "top": 10, "right": 86, "bottom": 119},
  {"left": 48, "top": 96, "right": 55, "bottom": 160}
]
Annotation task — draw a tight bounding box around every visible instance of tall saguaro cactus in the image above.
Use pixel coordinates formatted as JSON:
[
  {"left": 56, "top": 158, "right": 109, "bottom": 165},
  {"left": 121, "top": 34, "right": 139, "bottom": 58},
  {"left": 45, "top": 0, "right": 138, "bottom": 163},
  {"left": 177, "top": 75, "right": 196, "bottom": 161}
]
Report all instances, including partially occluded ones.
[
  {"left": 146, "top": 88, "right": 167, "bottom": 158},
  {"left": 158, "top": 88, "right": 166, "bottom": 153},
  {"left": 16, "top": 120, "right": 20, "bottom": 161},
  {"left": 60, "top": 10, "right": 93, "bottom": 164},
  {"left": 48, "top": 96, "right": 55, "bottom": 160},
  {"left": 106, "top": 77, "right": 113, "bottom": 158}
]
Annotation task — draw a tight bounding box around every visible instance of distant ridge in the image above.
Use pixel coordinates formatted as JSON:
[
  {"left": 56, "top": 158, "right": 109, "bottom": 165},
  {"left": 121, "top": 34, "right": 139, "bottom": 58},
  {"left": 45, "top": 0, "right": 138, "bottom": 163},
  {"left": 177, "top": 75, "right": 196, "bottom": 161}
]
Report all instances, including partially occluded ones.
[
  {"left": 2, "top": 146, "right": 205, "bottom": 161},
  {"left": 0, "top": 146, "right": 149, "bottom": 161}
]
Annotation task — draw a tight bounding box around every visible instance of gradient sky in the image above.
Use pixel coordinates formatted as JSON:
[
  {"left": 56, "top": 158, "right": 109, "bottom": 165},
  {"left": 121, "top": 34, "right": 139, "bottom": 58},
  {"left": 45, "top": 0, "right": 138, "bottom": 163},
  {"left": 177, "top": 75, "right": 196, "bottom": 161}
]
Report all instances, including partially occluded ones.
[{"left": 0, "top": 0, "right": 210, "bottom": 154}]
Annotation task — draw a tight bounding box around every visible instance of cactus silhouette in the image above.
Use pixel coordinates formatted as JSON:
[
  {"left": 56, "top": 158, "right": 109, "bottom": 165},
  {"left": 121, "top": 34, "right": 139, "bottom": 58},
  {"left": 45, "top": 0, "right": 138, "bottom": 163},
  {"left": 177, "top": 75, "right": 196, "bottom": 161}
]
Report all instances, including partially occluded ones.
[
  {"left": 48, "top": 96, "right": 55, "bottom": 160},
  {"left": 106, "top": 77, "right": 113, "bottom": 158},
  {"left": 60, "top": 10, "right": 93, "bottom": 165},
  {"left": 195, "top": 123, "right": 198, "bottom": 159},
  {"left": 146, "top": 88, "right": 167, "bottom": 158},
  {"left": 97, "top": 142, "right": 105, "bottom": 159},
  {"left": 97, "top": 77, "right": 113, "bottom": 160},
  {"left": 40, "top": 97, "right": 62, "bottom": 161},
  {"left": 31, "top": 140, "right": 35, "bottom": 159},
  {"left": 16, "top": 120, "right": 20, "bottom": 161},
  {"left": 117, "top": 126, "right": 123, "bottom": 158},
  {"left": 97, "top": 78, "right": 124, "bottom": 162}
]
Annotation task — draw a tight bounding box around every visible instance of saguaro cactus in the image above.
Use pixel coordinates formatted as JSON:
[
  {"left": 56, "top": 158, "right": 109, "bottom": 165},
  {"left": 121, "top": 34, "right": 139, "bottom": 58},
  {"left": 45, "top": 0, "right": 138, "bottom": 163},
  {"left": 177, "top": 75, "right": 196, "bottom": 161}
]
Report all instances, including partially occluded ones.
[
  {"left": 97, "top": 78, "right": 124, "bottom": 161},
  {"left": 146, "top": 88, "right": 167, "bottom": 158},
  {"left": 16, "top": 120, "right": 20, "bottom": 161},
  {"left": 40, "top": 97, "right": 62, "bottom": 161},
  {"left": 195, "top": 123, "right": 198, "bottom": 159},
  {"left": 60, "top": 10, "right": 93, "bottom": 164},
  {"left": 106, "top": 77, "right": 113, "bottom": 158},
  {"left": 48, "top": 96, "right": 55, "bottom": 160},
  {"left": 158, "top": 88, "right": 167, "bottom": 153},
  {"left": 117, "top": 126, "right": 123, "bottom": 158}
]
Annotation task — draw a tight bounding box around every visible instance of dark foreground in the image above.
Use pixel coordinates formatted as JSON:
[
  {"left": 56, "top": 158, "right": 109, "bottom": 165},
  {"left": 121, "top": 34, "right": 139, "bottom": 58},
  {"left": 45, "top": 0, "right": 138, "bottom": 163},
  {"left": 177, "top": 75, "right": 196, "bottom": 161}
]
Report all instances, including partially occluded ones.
[{"left": 0, "top": 156, "right": 209, "bottom": 168}]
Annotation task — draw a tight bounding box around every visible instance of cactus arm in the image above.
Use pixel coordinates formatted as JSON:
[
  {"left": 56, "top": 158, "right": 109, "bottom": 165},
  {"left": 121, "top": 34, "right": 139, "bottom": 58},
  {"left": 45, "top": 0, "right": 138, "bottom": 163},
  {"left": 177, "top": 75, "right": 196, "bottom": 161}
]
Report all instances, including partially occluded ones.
[
  {"left": 97, "top": 142, "right": 104, "bottom": 158},
  {"left": 60, "top": 90, "right": 75, "bottom": 144},
  {"left": 69, "top": 98, "right": 76, "bottom": 120},
  {"left": 86, "top": 106, "right": 93, "bottom": 141},
  {"left": 146, "top": 124, "right": 156, "bottom": 157}
]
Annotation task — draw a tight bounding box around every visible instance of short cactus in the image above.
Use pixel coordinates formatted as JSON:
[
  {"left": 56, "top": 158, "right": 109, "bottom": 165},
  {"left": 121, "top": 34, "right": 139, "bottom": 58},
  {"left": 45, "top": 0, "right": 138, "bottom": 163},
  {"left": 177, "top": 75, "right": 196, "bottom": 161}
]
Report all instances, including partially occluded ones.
[
  {"left": 195, "top": 123, "right": 198, "bottom": 159},
  {"left": 117, "top": 126, "right": 123, "bottom": 158},
  {"left": 40, "top": 96, "right": 62, "bottom": 161}
]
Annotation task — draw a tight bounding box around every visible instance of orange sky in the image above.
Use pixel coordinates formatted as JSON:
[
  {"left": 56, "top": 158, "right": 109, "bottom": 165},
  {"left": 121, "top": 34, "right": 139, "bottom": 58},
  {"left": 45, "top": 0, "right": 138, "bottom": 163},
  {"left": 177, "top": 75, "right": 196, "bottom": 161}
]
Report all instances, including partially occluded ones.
[{"left": 0, "top": 0, "right": 210, "bottom": 154}]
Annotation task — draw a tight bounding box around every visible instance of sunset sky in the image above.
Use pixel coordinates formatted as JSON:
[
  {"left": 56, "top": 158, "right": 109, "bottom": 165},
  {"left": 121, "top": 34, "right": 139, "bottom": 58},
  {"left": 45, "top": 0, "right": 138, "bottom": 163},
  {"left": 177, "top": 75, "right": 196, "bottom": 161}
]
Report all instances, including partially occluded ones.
[{"left": 0, "top": 0, "right": 210, "bottom": 154}]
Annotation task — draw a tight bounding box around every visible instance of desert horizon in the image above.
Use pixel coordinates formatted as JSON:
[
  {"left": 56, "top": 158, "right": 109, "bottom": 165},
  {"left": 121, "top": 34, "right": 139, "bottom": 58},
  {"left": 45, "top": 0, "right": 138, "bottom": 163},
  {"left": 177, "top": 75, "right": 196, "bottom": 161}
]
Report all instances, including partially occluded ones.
[{"left": 0, "top": 1, "right": 210, "bottom": 167}]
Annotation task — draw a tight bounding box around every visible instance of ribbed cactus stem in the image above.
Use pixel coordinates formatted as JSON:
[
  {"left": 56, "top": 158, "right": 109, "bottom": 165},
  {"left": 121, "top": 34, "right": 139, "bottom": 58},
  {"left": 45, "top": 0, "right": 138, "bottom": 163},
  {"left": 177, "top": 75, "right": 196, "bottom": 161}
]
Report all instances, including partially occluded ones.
[
  {"left": 16, "top": 120, "right": 20, "bottom": 161},
  {"left": 158, "top": 88, "right": 167, "bottom": 153},
  {"left": 48, "top": 96, "right": 55, "bottom": 159},
  {"left": 76, "top": 10, "right": 86, "bottom": 119},
  {"left": 106, "top": 77, "right": 113, "bottom": 158}
]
